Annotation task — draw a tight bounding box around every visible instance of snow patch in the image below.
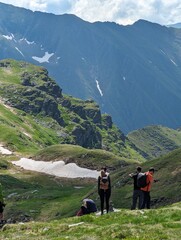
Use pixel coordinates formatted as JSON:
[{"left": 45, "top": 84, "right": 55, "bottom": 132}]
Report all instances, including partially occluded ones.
[
  {"left": 55, "top": 56, "right": 61, "bottom": 64},
  {"left": 123, "top": 76, "right": 126, "bottom": 81},
  {"left": 81, "top": 57, "right": 86, "bottom": 62},
  {"left": 12, "top": 158, "right": 99, "bottom": 179},
  {"left": 170, "top": 58, "right": 178, "bottom": 66},
  {"left": 0, "top": 144, "right": 12, "bottom": 155},
  {"left": 15, "top": 47, "right": 24, "bottom": 57},
  {"left": 160, "top": 49, "right": 166, "bottom": 55},
  {"left": 19, "top": 38, "right": 35, "bottom": 45},
  {"left": 2, "top": 34, "right": 14, "bottom": 40},
  {"left": 95, "top": 79, "right": 103, "bottom": 97},
  {"left": 32, "top": 52, "right": 54, "bottom": 63}
]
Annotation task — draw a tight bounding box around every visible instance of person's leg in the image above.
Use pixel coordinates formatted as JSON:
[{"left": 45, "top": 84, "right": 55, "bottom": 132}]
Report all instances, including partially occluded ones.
[
  {"left": 138, "top": 190, "right": 144, "bottom": 209},
  {"left": 99, "top": 190, "right": 105, "bottom": 214},
  {"left": 143, "top": 192, "right": 150, "bottom": 209},
  {"left": 131, "top": 190, "right": 138, "bottom": 210},
  {"left": 0, "top": 212, "right": 3, "bottom": 222},
  {"left": 105, "top": 191, "right": 111, "bottom": 213},
  {"left": 81, "top": 206, "right": 89, "bottom": 215},
  {"left": 141, "top": 191, "right": 147, "bottom": 209},
  {"left": 146, "top": 192, "right": 151, "bottom": 209}
]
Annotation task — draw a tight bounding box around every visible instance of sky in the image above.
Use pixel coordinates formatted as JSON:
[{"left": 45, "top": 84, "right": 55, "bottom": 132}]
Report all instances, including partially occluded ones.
[{"left": 0, "top": 0, "right": 181, "bottom": 26}]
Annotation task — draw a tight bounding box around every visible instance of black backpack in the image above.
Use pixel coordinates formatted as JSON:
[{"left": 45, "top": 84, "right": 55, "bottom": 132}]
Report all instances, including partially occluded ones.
[{"left": 137, "top": 173, "right": 148, "bottom": 188}]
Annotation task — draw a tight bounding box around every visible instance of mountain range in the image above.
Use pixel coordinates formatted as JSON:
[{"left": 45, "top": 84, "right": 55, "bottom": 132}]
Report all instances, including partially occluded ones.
[{"left": 1, "top": 2, "right": 181, "bottom": 133}]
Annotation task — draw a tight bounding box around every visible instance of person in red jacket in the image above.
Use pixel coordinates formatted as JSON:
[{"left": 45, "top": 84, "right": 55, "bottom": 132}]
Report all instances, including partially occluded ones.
[{"left": 141, "top": 167, "right": 155, "bottom": 209}]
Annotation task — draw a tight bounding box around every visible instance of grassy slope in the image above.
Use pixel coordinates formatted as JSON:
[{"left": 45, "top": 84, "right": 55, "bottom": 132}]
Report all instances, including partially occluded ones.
[
  {"left": 0, "top": 157, "right": 96, "bottom": 222},
  {"left": 33, "top": 144, "right": 136, "bottom": 169},
  {"left": 0, "top": 143, "right": 134, "bottom": 222},
  {"left": 0, "top": 58, "right": 144, "bottom": 161},
  {"left": 127, "top": 125, "right": 181, "bottom": 159},
  {"left": 30, "top": 144, "right": 181, "bottom": 211},
  {"left": 0, "top": 101, "right": 60, "bottom": 154},
  {"left": 110, "top": 147, "right": 181, "bottom": 209},
  {"left": 1, "top": 202, "right": 181, "bottom": 239}
]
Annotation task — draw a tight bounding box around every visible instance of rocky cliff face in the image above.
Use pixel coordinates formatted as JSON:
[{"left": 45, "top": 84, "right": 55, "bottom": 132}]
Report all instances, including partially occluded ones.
[
  {"left": 1, "top": 60, "right": 64, "bottom": 126},
  {"left": 0, "top": 59, "right": 144, "bottom": 160}
]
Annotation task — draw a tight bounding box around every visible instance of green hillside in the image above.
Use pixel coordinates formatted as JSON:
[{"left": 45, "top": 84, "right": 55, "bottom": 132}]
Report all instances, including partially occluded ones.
[
  {"left": 0, "top": 159, "right": 95, "bottom": 222},
  {"left": 127, "top": 125, "right": 181, "bottom": 159},
  {"left": 1, "top": 144, "right": 180, "bottom": 222},
  {"left": 0, "top": 142, "right": 134, "bottom": 222},
  {"left": 0, "top": 58, "right": 143, "bottom": 161},
  {"left": 109, "top": 147, "right": 181, "bottom": 209},
  {"left": 1, "top": 202, "right": 181, "bottom": 239},
  {"left": 33, "top": 144, "right": 131, "bottom": 169}
]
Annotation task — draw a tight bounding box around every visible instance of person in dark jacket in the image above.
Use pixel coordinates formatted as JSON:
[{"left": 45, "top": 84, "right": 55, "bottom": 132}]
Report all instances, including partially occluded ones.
[
  {"left": 98, "top": 167, "right": 111, "bottom": 215},
  {"left": 129, "top": 166, "right": 143, "bottom": 210},
  {"left": 76, "top": 199, "right": 97, "bottom": 216}
]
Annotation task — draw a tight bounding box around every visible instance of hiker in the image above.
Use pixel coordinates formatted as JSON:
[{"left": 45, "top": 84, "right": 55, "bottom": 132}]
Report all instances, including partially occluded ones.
[
  {"left": 76, "top": 198, "right": 97, "bottom": 216},
  {"left": 141, "top": 167, "right": 157, "bottom": 209},
  {"left": 98, "top": 167, "right": 111, "bottom": 215},
  {"left": 129, "top": 166, "right": 144, "bottom": 210},
  {"left": 0, "top": 183, "right": 5, "bottom": 223}
]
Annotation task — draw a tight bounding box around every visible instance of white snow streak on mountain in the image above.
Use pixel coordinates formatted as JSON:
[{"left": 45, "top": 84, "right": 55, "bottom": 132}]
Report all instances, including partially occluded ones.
[
  {"left": 32, "top": 52, "right": 54, "bottom": 63},
  {"left": 13, "top": 158, "right": 99, "bottom": 179},
  {"left": 15, "top": 47, "right": 24, "bottom": 56},
  {"left": 160, "top": 49, "right": 166, "bottom": 55},
  {"left": 170, "top": 58, "right": 177, "bottom": 66},
  {"left": 95, "top": 79, "right": 103, "bottom": 97}
]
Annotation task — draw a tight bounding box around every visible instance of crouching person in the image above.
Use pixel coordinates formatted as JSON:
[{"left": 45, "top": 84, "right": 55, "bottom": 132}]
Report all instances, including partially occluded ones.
[{"left": 76, "top": 199, "right": 97, "bottom": 216}]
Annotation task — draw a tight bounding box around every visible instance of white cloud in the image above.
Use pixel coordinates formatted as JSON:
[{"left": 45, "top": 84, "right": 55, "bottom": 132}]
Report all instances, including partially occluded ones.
[
  {"left": 1, "top": 0, "right": 181, "bottom": 25},
  {"left": 69, "top": 0, "right": 181, "bottom": 25},
  {"left": 1, "top": 0, "right": 47, "bottom": 11}
]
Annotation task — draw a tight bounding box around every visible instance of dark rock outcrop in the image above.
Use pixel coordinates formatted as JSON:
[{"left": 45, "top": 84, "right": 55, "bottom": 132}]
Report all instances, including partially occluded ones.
[
  {"left": 72, "top": 121, "right": 102, "bottom": 149},
  {"left": 21, "top": 70, "right": 62, "bottom": 99}
]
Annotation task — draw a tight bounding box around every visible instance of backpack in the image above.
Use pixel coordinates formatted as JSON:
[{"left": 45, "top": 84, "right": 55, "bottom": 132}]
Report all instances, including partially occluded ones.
[
  {"left": 137, "top": 173, "right": 148, "bottom": 188},
  {"left": 100, "top": 175, "right": 109, "bottom": 190},
  {"left": 86, "top": 200, "right": 97, "bottom": 213}
]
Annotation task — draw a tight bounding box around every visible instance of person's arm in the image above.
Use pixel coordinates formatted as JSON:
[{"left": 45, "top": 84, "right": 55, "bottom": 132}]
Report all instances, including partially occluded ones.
[
  {"left": 154, "top": 179, "right": 159, "bottom": 183},
  {"left": 129, "top": 173, "right": 134, "bottom": 178},
  {"left": 0, "top": 184, "right": 4, "bottom": 203},
  {"left": 108, "top": 175, "right": 111, "bottom": 192},
  {"left": 98, "top": 176, "right": 100, "bottom": 193}
]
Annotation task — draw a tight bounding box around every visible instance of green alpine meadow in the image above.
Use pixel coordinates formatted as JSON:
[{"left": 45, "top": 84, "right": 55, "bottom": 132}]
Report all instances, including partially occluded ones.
[
  {"left": 0, "top": 59, "right": 181, "bottom": 239},
  {"left": 0, "top": 203, "right": 181, "bottom": 240}
]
